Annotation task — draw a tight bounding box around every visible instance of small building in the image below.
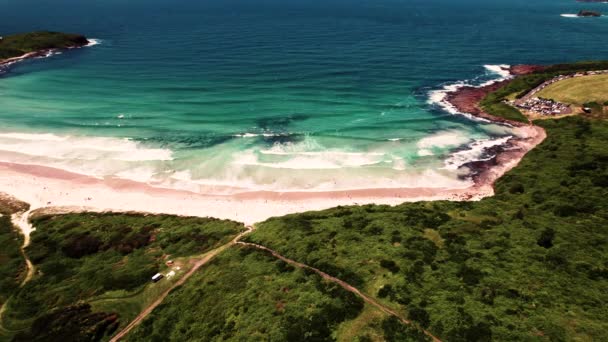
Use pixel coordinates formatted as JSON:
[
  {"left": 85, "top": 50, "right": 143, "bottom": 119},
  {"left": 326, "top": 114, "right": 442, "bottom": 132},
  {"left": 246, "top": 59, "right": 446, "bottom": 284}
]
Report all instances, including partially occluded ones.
[
  {"left": 583, "top": 107, "right": 592, "bottom": 114},
  {"left": 151, "top": 273, "right": 164, "bottom": 283}
]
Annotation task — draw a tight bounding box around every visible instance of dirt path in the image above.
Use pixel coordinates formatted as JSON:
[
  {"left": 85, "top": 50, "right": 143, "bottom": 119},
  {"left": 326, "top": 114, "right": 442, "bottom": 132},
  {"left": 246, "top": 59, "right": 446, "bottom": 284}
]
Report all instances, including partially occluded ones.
[
  {"left": 10, "top": 210, "right": 35, "bottom": 287},
  {"left": 109, "top": 226, "right": 253, "bottom": 341},
  {"left": 236, "top": 241, "right": 443, "bottom": 342}
]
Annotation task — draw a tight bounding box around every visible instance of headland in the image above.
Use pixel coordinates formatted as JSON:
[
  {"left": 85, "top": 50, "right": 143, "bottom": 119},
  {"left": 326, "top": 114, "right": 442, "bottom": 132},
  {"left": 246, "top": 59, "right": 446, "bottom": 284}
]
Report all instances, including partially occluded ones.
[{"left": 0, "top": 31, "right": 90, "bottom": 68}]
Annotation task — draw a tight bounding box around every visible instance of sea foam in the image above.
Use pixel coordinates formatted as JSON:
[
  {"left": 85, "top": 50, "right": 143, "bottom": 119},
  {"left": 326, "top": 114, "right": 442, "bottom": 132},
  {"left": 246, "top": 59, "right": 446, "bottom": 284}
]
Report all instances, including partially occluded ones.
[
  {"left": 85, "top": 38, "right": 102, "bottom": 47},
  {"left": 443, "top": 136, "right": 512, "bottom": 171},
  {"left": 427, "top": 64, "right": 513, "bottom": 119},
  {"left": 0, "top": 132, "right": 173, "bottom": 183}
]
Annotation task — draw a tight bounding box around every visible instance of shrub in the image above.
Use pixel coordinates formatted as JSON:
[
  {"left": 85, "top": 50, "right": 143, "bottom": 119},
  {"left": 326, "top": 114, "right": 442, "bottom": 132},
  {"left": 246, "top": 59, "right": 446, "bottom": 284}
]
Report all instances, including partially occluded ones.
[
  {"left": 380, "top": 259, "right": 400, "bottom": 273},
  {"left": 62, "top": 234, "right": 102, "bottom": 258},
  {"left": 537, "top": 228, "right": 556, "bottom": 249}
]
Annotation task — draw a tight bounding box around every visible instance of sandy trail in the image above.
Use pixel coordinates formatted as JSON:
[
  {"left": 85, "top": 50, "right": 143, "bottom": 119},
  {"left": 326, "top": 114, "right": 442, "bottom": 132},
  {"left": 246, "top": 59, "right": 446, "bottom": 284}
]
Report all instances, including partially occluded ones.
[{"left": 10, "top": 210, "right": 36, "bottom": 287}]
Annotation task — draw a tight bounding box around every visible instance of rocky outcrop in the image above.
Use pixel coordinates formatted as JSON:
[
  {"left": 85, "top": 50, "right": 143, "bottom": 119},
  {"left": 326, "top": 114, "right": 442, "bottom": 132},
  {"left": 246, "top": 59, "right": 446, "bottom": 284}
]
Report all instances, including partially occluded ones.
[{"left": 577, "top": 10, "right": 602, "bottom": 17}]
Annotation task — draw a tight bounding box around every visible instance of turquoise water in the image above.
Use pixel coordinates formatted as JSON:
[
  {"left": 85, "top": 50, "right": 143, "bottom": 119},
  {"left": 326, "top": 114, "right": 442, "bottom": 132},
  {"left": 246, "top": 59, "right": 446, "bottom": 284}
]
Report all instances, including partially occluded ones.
[{"left": 1, "top": 0, "right": 607, "bottom": 193}]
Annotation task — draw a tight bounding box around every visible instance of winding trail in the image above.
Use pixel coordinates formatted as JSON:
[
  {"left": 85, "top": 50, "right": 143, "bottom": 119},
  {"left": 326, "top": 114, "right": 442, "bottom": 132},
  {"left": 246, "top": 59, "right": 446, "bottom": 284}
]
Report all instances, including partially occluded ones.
[
  {"left": 110, "top": 224, "right": 442, "bottom": 341},
  {"left": 236, "top": 241, "right": 443, "bottom": 342},
  {"left": 109, "top": 226, "right": 254, "bottom": 342},
  {"left": 10, "top": 210, "right": 35, "bottom": 287}
]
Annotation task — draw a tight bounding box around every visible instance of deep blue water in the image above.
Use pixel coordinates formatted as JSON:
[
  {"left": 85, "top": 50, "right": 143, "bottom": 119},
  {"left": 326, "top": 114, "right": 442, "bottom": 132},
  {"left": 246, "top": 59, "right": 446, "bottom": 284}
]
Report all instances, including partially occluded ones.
[{"left": 0, "top": 0, "right": 606, "bottom": 192}]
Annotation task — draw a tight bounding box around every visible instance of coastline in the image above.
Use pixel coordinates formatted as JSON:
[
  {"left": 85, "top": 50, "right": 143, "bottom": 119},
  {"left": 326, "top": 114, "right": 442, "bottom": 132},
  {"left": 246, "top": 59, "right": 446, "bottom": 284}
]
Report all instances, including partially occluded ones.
[
  {"left": 0, "top": 38, "right": 94, "bottom": 69},
  {"left": 445, "top": 64, "right": 547, "bottom": 185},
  {"left": 0, "top": 64, "right": 547, "bottom": 225}
]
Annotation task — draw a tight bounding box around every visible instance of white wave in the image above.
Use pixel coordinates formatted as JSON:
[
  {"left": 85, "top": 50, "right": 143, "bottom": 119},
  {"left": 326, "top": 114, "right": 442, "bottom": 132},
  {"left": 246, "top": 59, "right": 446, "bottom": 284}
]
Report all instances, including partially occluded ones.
[
  {"left": 427, "top": 81, "right": 469, "bottom": 115},
  {"left": 417, "top": 131, "right": 471, "bottom": 149},
  {"left": 560, "top": 13, "right": 607, "bottom": 18},
  {"left": 416, "top": 130, "right": 472, "bottom": 157},
  {"left": 0, "top": 132, "right": 173, "bottom": 162},
  {"left": 234, "top": 150, "right": 385, "bottom": 170},
  {"left": 115, "top": 166, "right": 159, "bottom": 183},
  {"left": 0, "top": 132, "right": 67, "bottom": 142},
  {"left": 165, "top": 163, "right": 472, "bottom": 193},
  {"left": 85, "top": 38, "right": 102, "bottom": 47},
  {"left": 34, "top": 50, "right": 62, "bottom": 59},
  {"left": 483, "top": 64, "right": 511, "bottom": 80},
  {"left": 443, "top": 136, "right": 512, "bottom": 170},
  {"left": 233, "top": 132, "right": 286, "bottom": 138},
  {"left": 427, "top": 64, "right": 512, "bottom": 119},
  {"left": 259, "top": 149, "right": 384, "bottom": 157}
]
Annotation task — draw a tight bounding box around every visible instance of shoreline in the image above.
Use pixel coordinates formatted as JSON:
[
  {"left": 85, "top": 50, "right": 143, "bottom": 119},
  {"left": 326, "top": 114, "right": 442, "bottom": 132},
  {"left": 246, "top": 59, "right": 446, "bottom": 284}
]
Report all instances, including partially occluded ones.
[
  {"left": 0, "top": 65, "right": 547, "bottom": 225},
  {"left": 0, "top": 161, "right": 491, "bottom": 226}
]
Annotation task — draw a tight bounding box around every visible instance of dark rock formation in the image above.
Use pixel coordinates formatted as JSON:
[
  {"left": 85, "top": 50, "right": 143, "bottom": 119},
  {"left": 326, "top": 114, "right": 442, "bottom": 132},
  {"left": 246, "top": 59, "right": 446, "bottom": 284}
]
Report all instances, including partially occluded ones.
[{"left": 577, "top": 10, "right": 602, "bottom": 17}]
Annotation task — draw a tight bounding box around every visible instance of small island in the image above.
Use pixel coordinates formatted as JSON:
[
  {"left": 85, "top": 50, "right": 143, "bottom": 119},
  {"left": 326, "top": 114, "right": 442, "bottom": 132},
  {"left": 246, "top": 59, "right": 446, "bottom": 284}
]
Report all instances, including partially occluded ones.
[
  {"left": 0, "top": 31, "right": 89, "bottom": 67},
  {"left": 577, "top": 10, "right": 602, "bottom": 17}
]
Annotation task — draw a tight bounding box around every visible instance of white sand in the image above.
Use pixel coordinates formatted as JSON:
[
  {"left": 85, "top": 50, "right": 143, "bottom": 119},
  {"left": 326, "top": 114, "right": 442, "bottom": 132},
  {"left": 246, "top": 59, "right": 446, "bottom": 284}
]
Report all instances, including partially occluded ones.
[{"left": 0, "top": 162, "right": 491, "bottom": 226}]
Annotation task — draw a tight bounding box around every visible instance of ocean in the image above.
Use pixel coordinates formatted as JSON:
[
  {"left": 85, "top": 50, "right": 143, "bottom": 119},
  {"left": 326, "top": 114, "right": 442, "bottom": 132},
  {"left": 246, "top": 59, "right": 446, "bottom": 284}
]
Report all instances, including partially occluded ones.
[{"left": 1, "top": 0, "right": 607, "bottom": 194}]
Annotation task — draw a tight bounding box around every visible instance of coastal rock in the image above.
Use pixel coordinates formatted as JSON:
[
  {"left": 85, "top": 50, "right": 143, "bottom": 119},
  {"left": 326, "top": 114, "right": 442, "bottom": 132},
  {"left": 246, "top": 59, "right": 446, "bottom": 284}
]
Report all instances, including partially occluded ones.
[
  {"left": 510, "top": 64, "right": 545, "bottom": 75},
  {"left": 577, "top": 10, "right": 602, "bottom": 17},
  {"left": 458, "top": 141, "right": 515, "bottom": 181},
  {"left": 445, "top": 80, "right": 518, "bottom": 125}
]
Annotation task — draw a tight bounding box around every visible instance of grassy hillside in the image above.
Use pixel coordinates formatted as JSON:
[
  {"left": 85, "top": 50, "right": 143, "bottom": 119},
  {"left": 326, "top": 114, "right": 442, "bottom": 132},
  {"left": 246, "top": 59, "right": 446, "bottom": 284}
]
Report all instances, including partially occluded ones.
[
  {"left": 0, "top": 197, "right": 28, "bottom": 309},
  {"left": 2, "top": 213, "right": 244, "bottom": 341},
  {"left": 0, "top": 31, "right": 88, "bottom": 60},
  {"left": 244, "top": 115, "right": 608, "bottom": 341}
]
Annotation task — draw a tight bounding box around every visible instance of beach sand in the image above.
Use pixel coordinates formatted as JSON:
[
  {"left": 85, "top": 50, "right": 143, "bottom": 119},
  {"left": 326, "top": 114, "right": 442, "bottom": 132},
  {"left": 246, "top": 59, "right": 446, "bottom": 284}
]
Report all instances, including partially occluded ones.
[{"left": 0, "top": 161, "right": 488, "bottom": 226}]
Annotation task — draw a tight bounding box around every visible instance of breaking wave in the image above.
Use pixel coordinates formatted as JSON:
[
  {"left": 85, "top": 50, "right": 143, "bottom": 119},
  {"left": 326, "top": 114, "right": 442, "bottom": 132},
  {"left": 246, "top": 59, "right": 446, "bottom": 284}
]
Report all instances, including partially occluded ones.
[
  {"left": 427, "top": 64, "right": 512, "bottom": 119},
  {"left": 443, "top": 136, "right": 512, "bottom": 171}
]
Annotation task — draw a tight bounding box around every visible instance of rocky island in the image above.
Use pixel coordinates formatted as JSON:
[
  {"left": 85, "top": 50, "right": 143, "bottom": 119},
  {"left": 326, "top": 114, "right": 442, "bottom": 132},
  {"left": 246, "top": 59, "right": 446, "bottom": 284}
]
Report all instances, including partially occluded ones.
[
  {"left": 577, "top": 10, "right": 602, "bottom": 17},
  {"left": 0, "top": 31, "right": 89, "bottom": 67}
]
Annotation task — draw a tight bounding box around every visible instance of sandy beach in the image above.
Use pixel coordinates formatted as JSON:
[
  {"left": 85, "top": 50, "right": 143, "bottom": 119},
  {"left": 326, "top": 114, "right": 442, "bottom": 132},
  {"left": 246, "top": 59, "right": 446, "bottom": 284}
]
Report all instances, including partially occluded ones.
[{"left": 0, "top": 161, "right": 488, "bottom": 226}]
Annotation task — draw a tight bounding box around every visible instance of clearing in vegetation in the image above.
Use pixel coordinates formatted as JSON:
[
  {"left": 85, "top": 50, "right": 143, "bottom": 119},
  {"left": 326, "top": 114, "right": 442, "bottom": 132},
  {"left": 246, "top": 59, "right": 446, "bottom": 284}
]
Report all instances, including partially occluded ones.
[{"left": 536, "top": 74, "right": 608, "bottom": 106}]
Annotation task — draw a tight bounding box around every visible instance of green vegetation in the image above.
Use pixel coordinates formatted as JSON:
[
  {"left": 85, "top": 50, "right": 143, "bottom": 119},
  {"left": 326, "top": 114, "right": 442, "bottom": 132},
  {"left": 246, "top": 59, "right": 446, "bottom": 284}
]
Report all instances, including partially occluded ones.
[
  {"left": 0, "top": 197, "right": 27, "bottom": 308},
  {"left": 2, "top": 213, "right": 244, "bottom": 341},
  {"left": 0, "top": 31, "right": 88, "bottom": 60},
  {"left": 244, "top": 115, "right": 608, "bottom": 341},
  {"left": 128, "top": 246, "right": 428, "bottom": 341},
  {"left": 536, "top": 74, "right": 608, "bottom": 106},
  {"left": 480, "top": 61, "right": 608, "bottom": 123}
]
